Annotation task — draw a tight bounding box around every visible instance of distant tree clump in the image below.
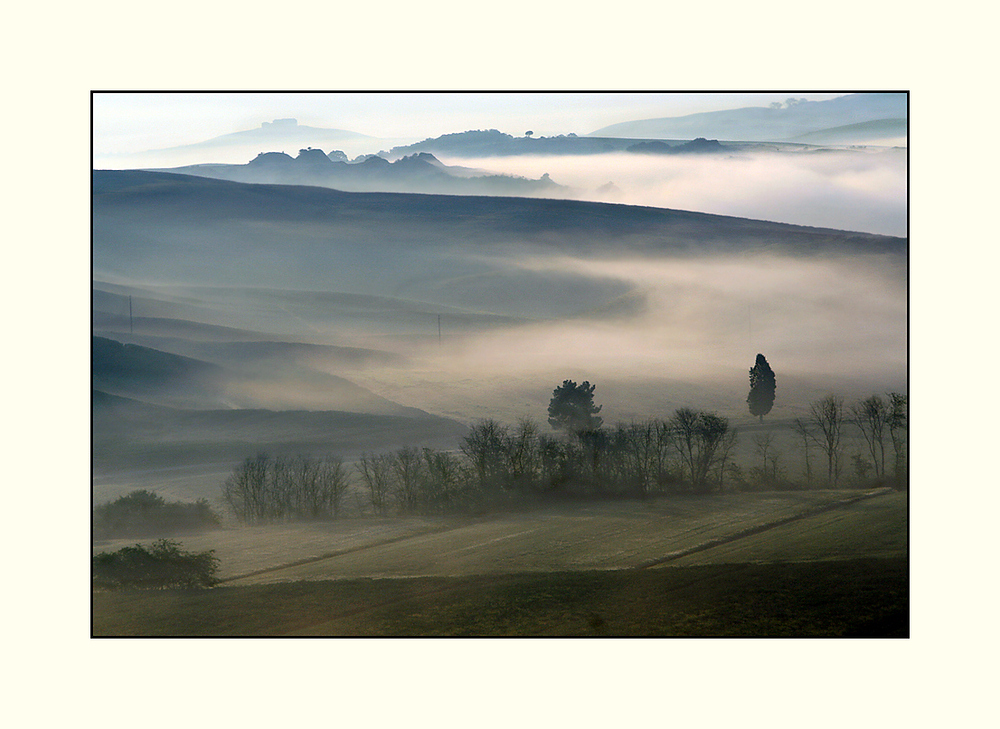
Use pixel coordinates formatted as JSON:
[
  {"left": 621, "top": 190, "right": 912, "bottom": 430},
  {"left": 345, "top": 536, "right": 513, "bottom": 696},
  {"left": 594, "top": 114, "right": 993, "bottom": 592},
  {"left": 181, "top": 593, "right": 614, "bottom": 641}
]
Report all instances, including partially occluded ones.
[
  {"left": 222, "top": 453, "right": 350, "bottom": 524},
  {"left": 747, "top": 354, "right": 776, "bottom": 421},
  {"left": 93, "top": 489, "right": 221, "bottom": 539},
  {"left": 92, "top": 539, "right": 219, "bottom": 590},
  {"left": 547, "top": 380, "right": 603, "bottom": 434}
]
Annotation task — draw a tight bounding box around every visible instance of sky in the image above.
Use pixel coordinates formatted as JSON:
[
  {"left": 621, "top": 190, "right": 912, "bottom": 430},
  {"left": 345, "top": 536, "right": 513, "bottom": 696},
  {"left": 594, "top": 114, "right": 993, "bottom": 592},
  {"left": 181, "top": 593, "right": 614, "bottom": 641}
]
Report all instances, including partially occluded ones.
[
  {"left": 93, "top": 92, "right": 848, "bottom": 157},
  {"left": 91, "top": 91, "right": 906, "bottom": 235}
]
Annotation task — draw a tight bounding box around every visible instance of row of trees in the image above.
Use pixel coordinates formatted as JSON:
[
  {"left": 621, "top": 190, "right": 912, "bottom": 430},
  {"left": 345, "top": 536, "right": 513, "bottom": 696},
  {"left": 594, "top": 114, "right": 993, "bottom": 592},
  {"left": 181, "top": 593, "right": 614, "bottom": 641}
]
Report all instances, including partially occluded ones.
[
  {"left": 221, "top": 454, "right": 350, "bottom": 524},
  {"left": 219, "top": 379, "right": 907, "bottom": 523},
  {"left": 461, "top": 410, "right": 735, "bottom": 498},
  {"left": 221, "top": 408, "right": 737, "bottom": 523},
  {"left": 794, "top": 392, "right": 908, "bottom": 489}
]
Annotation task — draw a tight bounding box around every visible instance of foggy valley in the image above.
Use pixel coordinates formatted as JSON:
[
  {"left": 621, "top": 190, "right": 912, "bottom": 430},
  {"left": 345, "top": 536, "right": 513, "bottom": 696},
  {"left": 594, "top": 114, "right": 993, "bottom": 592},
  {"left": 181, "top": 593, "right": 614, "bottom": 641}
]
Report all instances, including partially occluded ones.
[{"left": 91, "top": 92, "right": 908, "bottom": 637}]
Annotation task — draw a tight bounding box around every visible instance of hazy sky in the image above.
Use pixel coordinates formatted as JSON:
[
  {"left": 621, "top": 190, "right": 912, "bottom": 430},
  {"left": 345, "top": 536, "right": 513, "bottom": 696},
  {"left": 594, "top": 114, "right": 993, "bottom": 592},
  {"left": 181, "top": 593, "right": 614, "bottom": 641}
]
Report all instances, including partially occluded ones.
[{"left": 93, "top": 92, "right": 848, "bottom": 156}]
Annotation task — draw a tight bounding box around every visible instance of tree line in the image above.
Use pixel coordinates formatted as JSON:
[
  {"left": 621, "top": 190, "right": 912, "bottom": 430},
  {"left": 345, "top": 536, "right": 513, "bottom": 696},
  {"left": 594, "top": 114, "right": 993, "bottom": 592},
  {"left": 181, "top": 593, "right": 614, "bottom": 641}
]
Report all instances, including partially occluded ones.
[
  {"left": 792, "top": 392, "right": 908, "bottom": 489},
  {"left": 219, "top": 377, "right": 907, "bottom": 524}
]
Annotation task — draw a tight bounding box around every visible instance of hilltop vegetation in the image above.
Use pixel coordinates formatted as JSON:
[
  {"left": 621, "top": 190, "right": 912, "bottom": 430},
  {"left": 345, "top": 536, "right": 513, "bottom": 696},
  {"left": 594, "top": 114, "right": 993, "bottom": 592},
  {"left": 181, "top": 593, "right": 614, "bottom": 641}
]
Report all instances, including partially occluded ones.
[{"left": 158, "top": 148, "right": 567, "bottom": 197}]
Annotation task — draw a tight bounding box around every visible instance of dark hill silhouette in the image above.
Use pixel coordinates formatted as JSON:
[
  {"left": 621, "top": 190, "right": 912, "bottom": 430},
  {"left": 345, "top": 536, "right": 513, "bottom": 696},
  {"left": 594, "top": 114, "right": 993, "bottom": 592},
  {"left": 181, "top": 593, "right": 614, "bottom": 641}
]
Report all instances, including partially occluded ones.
[
  {"left": 93, "top": 390, "right": 469, "bottom": 474},
  {"left": 380, "top": 130, "right": 814, "bottom": 160},
  {"left": 93, "top": 170, "right": 906, "bottom": 325},
  {"left": 93, "top": 335, "right": 222, "bottom": 390},
  {"left": 627, "top": 138, "right": 726, "bottom": 154},
  {"left": 94, "top": 169, "right": 906, "bottom": 255},
  {"left": 384, "top": 129, "right": 638, "bottom": 158},
  {"left": 92, "top": 329, "right": 409, "bottom": 370},
  {"left": 92, "top": 335, "right": 430, "bottom": 416},
  {"left": 154, "top": 149, "right": 565, "bottom": 198}
]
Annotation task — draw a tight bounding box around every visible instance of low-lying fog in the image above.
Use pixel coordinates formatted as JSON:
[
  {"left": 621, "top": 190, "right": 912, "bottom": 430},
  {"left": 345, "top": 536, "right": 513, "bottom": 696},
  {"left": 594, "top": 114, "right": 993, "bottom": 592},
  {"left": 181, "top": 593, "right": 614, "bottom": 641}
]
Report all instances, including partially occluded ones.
[
  {"left": 101, "top": 250, "right": 904, "bottom": 424},
  {"left": 440, "top": 149, "right": 907, "bottom": 237},
  {"left": 334, "top": 249, "right": 906, "bottom": 423},
  {"left": 94, "top": 162, "right": 907, "bottom": 430}
]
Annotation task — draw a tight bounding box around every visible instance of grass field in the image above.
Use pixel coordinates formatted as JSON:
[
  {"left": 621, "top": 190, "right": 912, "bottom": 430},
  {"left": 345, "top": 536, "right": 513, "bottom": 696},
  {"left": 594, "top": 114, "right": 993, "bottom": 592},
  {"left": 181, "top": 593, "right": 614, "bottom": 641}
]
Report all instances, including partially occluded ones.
[
  {"left": 93, "top": 556, "right": 906, "bottom": 637},
  {"left": 92, "top": 489, "right": 907, "bottom": 636}
]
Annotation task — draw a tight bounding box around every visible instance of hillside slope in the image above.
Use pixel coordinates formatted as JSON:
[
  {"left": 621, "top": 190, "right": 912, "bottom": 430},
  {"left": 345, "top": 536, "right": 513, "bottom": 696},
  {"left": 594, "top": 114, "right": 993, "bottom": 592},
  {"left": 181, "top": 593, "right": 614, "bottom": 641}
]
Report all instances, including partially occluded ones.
[
  {"left": 93, "top": 170, "right": 905, "bottom": 327},
  {"left": 92, "top": 335, "right": 428, "bottom": 415},
  {"left": 590, "top": 93, "right": 907, "bottom": 143},
  {"left": 93, "top": 389, "right": 468, "bottom": 477}
]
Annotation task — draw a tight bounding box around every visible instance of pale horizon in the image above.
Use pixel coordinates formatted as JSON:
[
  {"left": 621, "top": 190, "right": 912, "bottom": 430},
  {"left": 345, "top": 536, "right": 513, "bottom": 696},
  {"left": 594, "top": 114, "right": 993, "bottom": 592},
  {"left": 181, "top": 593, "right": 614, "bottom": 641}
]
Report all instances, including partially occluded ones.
[{"left": 93, "top": 91, "right": 853, "bottom": 158}]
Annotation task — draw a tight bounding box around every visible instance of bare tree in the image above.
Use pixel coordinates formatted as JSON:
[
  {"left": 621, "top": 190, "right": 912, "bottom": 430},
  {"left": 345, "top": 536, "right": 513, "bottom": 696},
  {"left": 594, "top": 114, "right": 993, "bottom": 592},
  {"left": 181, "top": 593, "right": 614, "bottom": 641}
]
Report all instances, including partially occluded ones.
[
  {"left": 504, "top": 418, "right": 541, "bottom": 492},
  {"left": 809, "top": 395, "right": 845, "bottom": 487},
  {"left": 608, "top": 422, "right": 663, "bottom": 496},
  {"left": 715, "top": 428, "right": 739, "bottom": 492},
  {"left": 671, "top": 408, "right": 730, "bottom": 492},
  {"left": 222, "top": 453, "right": 270, "bottom": 524},
  {"left": 752, "top": 433, "right": 778, "bottom": 487},
  {"left": 291, "top": 455, "right": 321, "bottom": 518},
  {"left": 461, "top": 419, "right": 508, "bottom": 492},
  {"left": 887, "top": 392, "right": 908, "bottom": 487},
  {"left": 357, "top": 452, "right": 394, "bottom": 515},
  {"left": 420, "top": 448, "right": 465, "bottom": 511},
  {"left": 393, "top": 447, "right": 423, "bottom": 513},
  {"left": 537, "top": 434, "right": 566, "bottom": 490},
  {"left": 851, "top": 395, "right": 889, "bottom": 480},
  {"left": 793, "top": 418, "right": 814, "bottom": 486},
  {"left": 317, "top": 456, "right": 350, "bottom": 518}
]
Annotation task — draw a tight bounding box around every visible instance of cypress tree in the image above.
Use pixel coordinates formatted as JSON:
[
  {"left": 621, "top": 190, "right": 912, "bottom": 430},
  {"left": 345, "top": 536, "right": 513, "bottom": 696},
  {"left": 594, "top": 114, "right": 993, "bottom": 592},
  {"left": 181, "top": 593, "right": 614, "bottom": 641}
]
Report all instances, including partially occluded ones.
[{"left": 747, "top": 353, "right": 776, "bottom": 421}]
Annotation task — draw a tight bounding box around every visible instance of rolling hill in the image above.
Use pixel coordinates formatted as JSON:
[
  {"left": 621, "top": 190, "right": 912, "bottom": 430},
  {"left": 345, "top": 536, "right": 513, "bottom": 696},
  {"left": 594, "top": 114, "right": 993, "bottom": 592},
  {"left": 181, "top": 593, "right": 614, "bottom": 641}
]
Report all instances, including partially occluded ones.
[
  {"left": 380, "top": 129, "right": 781, "bottom": 159},
  {"left": 93, "top": 389, "right": 468, "bottom": 478},
  {"left": 92, "top": 168, "right": 907, "bottom": 502},
  {"left": 97, "top": 118, "right": 395, "bottom": 169},
  {"left": 589, "top": 93, "right": 907, "bottom": 144},
  {"left": 92, "top": 334, "right": 429, "bottom": 416},
  {"left": 92, "top": 169, "right": 906, "bottom": 350}
]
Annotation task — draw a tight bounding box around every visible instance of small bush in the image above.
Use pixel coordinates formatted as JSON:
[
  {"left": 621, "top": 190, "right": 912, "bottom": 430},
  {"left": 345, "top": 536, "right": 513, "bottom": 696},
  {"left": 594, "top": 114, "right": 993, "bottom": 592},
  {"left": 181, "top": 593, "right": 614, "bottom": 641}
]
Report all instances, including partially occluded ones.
[
  {"left": 92, "top": 539, "right": 219, "bottom": 590},
  {"left": 94, "top": 490, "right": 221, "bottom": 539}
]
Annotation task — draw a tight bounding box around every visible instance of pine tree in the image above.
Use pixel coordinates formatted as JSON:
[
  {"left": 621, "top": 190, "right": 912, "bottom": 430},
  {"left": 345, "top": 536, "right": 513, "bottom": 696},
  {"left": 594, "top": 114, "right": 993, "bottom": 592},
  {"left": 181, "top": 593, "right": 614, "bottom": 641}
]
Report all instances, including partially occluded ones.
[
  {"left": 747, "top": 353, "right": 776, "bottom": 421},
  {"left": 547, "top": 380, "right": 603, "bottom": 434}
]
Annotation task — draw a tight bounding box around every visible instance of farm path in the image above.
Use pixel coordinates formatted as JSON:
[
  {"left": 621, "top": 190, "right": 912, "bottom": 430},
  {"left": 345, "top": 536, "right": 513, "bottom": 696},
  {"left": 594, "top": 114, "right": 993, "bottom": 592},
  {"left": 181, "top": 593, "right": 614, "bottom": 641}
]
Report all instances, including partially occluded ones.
[{"left": 222, "top": 489, "right": 896, "bottom": 585}]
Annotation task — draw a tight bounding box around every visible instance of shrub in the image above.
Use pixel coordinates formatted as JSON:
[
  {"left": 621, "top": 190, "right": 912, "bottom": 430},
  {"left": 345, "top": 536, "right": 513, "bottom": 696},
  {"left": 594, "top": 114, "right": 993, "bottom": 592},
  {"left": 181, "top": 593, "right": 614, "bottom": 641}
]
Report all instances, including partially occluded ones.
[
  {"left": 93, "top": 490, "right": 221, "bottom": 539},
  {"left": 92, "top": 539, "right": 219, "bottom": 590}
]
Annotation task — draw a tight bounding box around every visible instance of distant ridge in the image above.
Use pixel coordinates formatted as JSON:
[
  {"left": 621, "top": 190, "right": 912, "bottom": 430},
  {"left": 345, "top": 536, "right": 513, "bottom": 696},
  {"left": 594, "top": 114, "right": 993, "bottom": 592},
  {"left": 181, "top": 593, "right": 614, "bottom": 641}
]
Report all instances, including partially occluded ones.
[
  {"left": 153, "top": 148, "right": 566, "bottom": 198},
  {"left": 92, "top": 333, "right": 430, "bottom": 416},
  {"left": 94, "top": 169, "right": 907, "bottom": 248},
  {"left": 140, "top": 118, "right": 374, "bottom": 155},
  {"left": 589, "top": 93, "right": 907, "bottom": 143},
  {"left": 92, "top": 389, "right": 469, "bottom": 472}
]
